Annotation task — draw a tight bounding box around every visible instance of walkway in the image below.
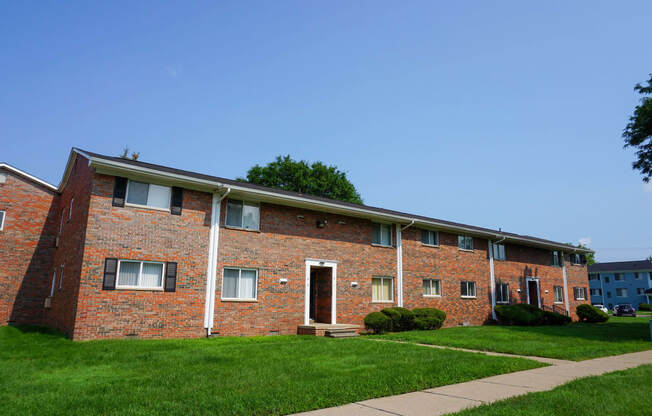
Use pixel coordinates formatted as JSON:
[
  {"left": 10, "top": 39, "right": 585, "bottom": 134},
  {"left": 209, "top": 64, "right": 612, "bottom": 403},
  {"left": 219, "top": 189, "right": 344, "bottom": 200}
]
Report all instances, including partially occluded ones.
[{"left": 293, "top": 348, "right": 652, "bottom": 416}]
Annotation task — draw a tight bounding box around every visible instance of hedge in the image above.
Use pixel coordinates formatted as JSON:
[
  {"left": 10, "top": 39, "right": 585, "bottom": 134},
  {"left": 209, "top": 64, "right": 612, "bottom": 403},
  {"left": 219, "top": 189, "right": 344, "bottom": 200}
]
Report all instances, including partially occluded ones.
[
  {"left": 542, "top": 310, "right": 571, "bottom": 325},
  {"left": 412, "top": 308, "right": 446, "bottom": 330},
  {"left": 639, "top": 303, "right": 652, "bottom": 311},
  {"left": 494, "top": 303, "right": 545, "bottom": 325},
  {"left": 364, "top": 312, "right": 391, "bottom": 333},
  {"left": 576, "top": 304, "right": 609, "bottom": 323},
  {"left": 380, "top": 307, "right": 415, "bottom": 331}
]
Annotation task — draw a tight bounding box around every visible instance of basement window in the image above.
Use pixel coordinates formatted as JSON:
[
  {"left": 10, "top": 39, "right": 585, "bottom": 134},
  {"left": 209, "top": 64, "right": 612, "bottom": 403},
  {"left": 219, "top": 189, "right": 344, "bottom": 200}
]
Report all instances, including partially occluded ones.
[
  {"left": 126, "top": 180, "right": 171, "bottom": 210},
  {"left": 225, "top": 199, "right": 260, "bottom": 230},
  {"left": 116, "top": 260, "right": 164, "bottom": 290},
  {"left": 372, "top": 276, "right": 393, "bottom": 302},
  {"left": 460, "top": 281, "right": 476, "bottom": 298},
  {"left": 222, "top": 267, "right": 258, "bottom": 300}
]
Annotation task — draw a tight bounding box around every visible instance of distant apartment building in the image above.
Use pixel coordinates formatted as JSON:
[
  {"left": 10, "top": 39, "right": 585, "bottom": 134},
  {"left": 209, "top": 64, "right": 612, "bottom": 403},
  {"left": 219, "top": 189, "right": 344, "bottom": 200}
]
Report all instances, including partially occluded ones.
[{"left": 588, "top": 260, "right": 652, "bottom": 309}]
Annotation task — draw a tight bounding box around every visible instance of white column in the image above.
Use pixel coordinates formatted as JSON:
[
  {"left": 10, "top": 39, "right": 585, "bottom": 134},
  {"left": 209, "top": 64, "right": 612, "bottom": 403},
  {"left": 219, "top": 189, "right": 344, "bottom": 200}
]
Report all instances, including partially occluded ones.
[
  {"left": 396, "top": 224, "right": 403, "bottom": 307},
  {"left": 488, "top": 240, "right": 496, "bottom": 320},
  {"left": 203, "top": 193, "right": 221, "bottom": 334},
  {"left": 562, "top": 255, "right": 570, "bottom": 314}
]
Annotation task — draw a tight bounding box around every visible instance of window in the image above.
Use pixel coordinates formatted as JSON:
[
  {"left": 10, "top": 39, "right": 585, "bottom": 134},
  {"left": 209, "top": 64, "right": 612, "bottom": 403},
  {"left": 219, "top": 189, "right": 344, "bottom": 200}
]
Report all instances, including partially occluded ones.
[
  {"left": 574, "top": 287, "right": 586, "bottom": 300},
  {"left": 461, "top": 281, "right": 476, "bottom": 298},
  {"left": 423, "top": 279, "right": 441, "bottom": 297},
  {"left": 496, "top": 283, "right": 509, "bottom": 304},
  {"left": 59, "top": 209, "right": 65, "bottom": 234},
  {"left": 421, "top": 230, "right": 439, "bottom": 246},
  {"left": 59, "top": 264, "right": 64, "bottom": 290},
  {"left": 222, "top": 267, "right": 257, "bottom": 300},
  {"left": 607, "top": 291, "right": 612, "bottom": 298},
  {"left": 616, "top": 288, "right": 628, "bottom": 297},
  {"left": 491, "top": 243, "right": 506, "bottom": 260},
  {"left": 68, "top": 198, "right": 74, "bottom": 221},
  {"left": 637, "top": 288, "right": 644, "bottom": 295},
  {"left": 225, "top": 199, "right": 260, "bottom": 230},
  {"left": 590, "top": 288, "right": 602, "bottom": 296},
  {"left": 571, "top": 254, "right": 581, "bottom": 265},
  {"left": 116, "top": 260, "right": 164, "bottom": 290},
  {"left": 588, "top": 274, "right": 600, "bottom": 281},
  {"left": 614, "top": 273, "right": 623, "bottom": 281},
  {"left": 458, "top": 235, "right": 473, "bottom": 251},
  {"left": 553, "top": 286, "right": 564, "bottom": 303},
  {"left": 0, "top": 210, "right": 5, "bottom": 231},
  {"left": 552, "top": 251, "right": 560, "bottom": 266},
  {"left": 372, "top": 276, "right": 393, "bottom": 302},
  {"left": 126, "top": 180, "right": 171, "bottom": 210},
  {"left": 634, "top": 272, "right": 641, "bottom": 280},
  {"left": 604, "top": 276, "right": 610, "bottom": 283},
  {"left": 372, "top": 223, "right": 392, "bottom": 246},
  {"left": 50, "top": 270, "right": 57, "bottom": 297}
]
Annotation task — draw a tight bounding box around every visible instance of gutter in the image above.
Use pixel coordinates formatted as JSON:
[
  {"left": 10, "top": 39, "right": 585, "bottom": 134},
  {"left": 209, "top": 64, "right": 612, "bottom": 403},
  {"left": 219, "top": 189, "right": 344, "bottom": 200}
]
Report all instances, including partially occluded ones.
[
  {"left": 488, "top": 232, "right": 505, "bottom": 320},
  {"left": 204, "top": 187, "right": 230, "bottom": 336}
]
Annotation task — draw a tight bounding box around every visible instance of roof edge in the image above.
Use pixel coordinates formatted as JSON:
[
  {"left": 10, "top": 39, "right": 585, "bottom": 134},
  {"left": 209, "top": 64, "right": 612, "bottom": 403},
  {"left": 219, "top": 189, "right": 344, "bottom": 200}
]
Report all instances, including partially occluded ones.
[{"left": 0, "top": 162, "right": 58, "bottom": 192}]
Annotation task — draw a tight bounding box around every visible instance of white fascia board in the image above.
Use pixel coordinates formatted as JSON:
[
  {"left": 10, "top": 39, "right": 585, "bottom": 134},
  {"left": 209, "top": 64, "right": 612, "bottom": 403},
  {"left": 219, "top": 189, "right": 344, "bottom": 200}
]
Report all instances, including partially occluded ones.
[
  {"left": 0, "top": 163, "right": 58, "bottom": 192},
  {"left": 80, "top": 150, "right": 593, "bottom": 254}
]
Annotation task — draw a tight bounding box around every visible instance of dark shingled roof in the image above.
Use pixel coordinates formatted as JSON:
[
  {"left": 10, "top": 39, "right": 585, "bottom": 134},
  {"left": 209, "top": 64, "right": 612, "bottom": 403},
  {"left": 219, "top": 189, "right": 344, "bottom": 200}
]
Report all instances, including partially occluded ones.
[
  {"left": 588, "top": 260, "right": 652, "bottom": 273},
  {"left": 75, "top": 148, "right": 590, "bottom": 253}
]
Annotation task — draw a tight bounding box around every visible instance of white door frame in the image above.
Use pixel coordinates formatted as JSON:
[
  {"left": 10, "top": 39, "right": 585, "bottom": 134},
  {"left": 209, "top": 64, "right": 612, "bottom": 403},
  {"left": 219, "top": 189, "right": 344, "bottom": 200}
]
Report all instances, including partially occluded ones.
[
  {"left": 304, "top": 259, "right": 338, "bottom": 325},
  {"left": 525, "top": 277, "right": 541, "bottom": 308}
]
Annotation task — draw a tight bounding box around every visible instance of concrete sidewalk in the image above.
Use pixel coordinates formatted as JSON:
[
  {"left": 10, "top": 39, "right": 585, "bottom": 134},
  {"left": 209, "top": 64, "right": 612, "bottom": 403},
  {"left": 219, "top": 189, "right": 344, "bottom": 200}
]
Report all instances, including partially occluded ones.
[{"left": 293, "top": 349, "right": 652, "bottom": 416}]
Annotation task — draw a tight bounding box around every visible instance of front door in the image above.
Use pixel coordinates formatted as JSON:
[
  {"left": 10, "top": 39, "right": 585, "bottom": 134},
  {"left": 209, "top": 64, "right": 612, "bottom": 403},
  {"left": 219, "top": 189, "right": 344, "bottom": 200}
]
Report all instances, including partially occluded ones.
[
  {"left": 527, "top": 280, "right": 539, "bottom": 307},
  {"left": 309, "top": 267, "right": 332, "bottom": 323}
]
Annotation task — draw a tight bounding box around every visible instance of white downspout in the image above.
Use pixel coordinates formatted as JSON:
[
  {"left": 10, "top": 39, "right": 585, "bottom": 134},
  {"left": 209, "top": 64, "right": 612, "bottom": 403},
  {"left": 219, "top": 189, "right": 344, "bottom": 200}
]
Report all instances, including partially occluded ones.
[
  {"left": 203, "top": 187, "right": 230, "bottom": 336},
  {"left": 395, "top": 220, "right": 415, "bottom": 308},
  {"left": 488, "top": 234, "right": 505, "bottom": 320},
  {"left": 562, "top": 253, "right": 570, "bottom": 315}
]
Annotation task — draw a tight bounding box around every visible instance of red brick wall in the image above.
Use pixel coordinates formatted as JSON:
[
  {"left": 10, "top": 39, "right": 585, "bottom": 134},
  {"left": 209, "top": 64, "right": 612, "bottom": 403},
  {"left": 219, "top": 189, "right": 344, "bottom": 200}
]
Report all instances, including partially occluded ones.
[
  {"left": 0, "top": 168, "right": 58, "bottom": 325},
  {"left": 566, "top": 254, "right": 590, "bottom": 319},
  {"left": 69, "top": 170, "right": 211, "bottom": 340}
]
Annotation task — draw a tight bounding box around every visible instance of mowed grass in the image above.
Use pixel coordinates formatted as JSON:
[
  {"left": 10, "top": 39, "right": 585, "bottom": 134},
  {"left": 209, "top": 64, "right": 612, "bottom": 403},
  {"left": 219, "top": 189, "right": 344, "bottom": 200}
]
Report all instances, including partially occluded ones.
[
  {"left": 0, "top": 326, "right": 543, "bottom": 416},
  {"left": 449, "top": 364, "right": 652, "bottom": 416},
  {"left": 373, "top": 317, "right": 651, "bottom": 361}
]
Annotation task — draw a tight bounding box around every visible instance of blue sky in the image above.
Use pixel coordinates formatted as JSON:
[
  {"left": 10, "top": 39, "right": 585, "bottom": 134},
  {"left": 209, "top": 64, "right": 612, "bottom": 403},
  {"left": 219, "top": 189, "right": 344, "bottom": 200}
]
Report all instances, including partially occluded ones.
[{"left": 2, "top": 1, "right": 651, "bottom": 262}]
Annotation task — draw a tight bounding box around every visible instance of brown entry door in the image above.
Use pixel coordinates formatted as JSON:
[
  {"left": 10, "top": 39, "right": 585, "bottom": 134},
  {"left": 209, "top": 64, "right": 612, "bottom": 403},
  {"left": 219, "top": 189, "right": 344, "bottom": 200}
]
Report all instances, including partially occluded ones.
[
  {"left": 528, "top": 280, "right": 539, "bottom": 307},
  {"left": 309, "top": 267, "right": 332, "bottom": 324}
]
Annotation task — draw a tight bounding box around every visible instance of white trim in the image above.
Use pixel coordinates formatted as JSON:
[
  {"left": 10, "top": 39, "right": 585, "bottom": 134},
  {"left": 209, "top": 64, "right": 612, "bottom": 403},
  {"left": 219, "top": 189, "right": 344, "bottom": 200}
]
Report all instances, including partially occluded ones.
[
  {"left": 204, "top": 189, "right": 229, "bottom": 333},
  {"left": 553, "top": 285, "right": 564, "bottom": 304},
  {"left": 0, "top": 210, "right": 5, "bottom": 231},
  {"left": 460, "top": 281, "right": 477, "bottom": 298},
  {"left": 59, "top": 264, "right": 65, "bottom": 290},
  {"left": 220, "top": 267, "right": 259, "bottom": 301},
  {"left": 224, "top": 199, "right": 261, "bottom": 231},
  {"left": 525, "top": 277, "right": 541, "bottom": 308},
  {"left": 125, "top": 180, "right": 172, "bottom": 211},
  {"left": 115, "top": 259, "right": 165, "bottom": 290},
  {"left": 0, "top": 163, "right": 58, "bottom": 191},
  {"left": 371, "top": 276, "right": 394, "bottom": 303},
  {"left": 562, "top": 263, "right": 570, "bottom": 313},
  {"left": 489, "top": 239, "right": 496, "bottom": 319},
  {"left": 396, "top": 224, "right": 403, "bottom": 307},
  {"left": 422, "top": 278, "right": 442, "bottom": 297},
  {"left": 50, "top": 270, "right": 57, "bottom": 297},
  {"left": 495, "top": 283, "right": 510, "bottom": 304},
  {"left": 68, "top": 198, "right": 74, "bottom": 220},
  {"left": 304, "top": 259, "right": 338, "bottom": 325}
]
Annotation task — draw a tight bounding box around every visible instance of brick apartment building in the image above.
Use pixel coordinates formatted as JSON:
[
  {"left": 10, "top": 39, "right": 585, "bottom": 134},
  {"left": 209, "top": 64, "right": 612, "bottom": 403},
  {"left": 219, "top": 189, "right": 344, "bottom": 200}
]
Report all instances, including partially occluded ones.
[{"left": 0, "top": 149, "right": 592, "bottom": 340}]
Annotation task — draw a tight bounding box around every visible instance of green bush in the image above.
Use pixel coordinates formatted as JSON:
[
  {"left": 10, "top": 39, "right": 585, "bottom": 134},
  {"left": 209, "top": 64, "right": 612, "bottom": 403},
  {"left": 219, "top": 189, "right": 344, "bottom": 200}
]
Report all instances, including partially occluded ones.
[
  {"left": 494, "top": 304, "right": 544, "bottom": 325},
  {"left": 639, "top": 303, "right": 652, "bottom": 311},
  {"left": 380, "top": 307, "right": 415, "bottom": 331},
  {"left": 363, "top": 312, "right": 391, "bottom": 334},
  {"left": 412, "top": 308, "right": 446, "bottom": 330},
  {"left": 576, "top": 304, "right": 609, "bottom": 323},
  {"left": 542, "top": 310, "right": 571, "bottom": 325}
]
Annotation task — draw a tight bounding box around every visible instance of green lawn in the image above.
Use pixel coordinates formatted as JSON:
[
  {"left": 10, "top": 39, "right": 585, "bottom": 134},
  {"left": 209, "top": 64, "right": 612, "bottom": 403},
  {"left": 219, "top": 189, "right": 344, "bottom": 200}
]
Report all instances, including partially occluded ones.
[
  {"left": 372, "top": 317, "right": 651, "bottom": 361},
  {"left": 0, "top": 326, "right": 543, "bottom": 416},
  {"left": 448, "top": 364, "right": 652, "bottom": 416}
]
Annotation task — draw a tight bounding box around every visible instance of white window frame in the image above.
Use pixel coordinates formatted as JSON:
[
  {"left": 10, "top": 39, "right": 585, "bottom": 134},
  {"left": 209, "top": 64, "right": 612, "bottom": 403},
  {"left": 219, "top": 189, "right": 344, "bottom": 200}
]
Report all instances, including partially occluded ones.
[
  {"left": 224, "top": 199, "right": 261, "bottom": 231},
  {"left": 421, "top": 230, "right": 439, "bottom": 247},
  {"left": 615, "top": 288, "right": 628, "bottom": 298},
  {"left": 554, "top": 286, "right": 564, "bottom": 303},
  {"left": 0, "top": 210, "right": 5, "bottom": 231},
  {"left": 116, "top": 260, "right": 166, "bottom": 290},
  {"left": 372, "top": 223, "right": 393, "bottom": 247},
  {"left": 458, "top": 235, "right": 473, "bottom": 251},
  {"left": 372, "top": 276, "right": 394, "bottom": 303},
  {"left": 461, "top": 281, "right": 477, "bottom": 298},
  {"left": 50, "top": 270, "right": 57, "bottom": 297},
  {"left": 636, "top": 288, "right": 644, "bottom": 295},
  {"left": 59, "top": 209, "right": 65, "bottom": 234},
  {"left": 59, "top": 264, "right": 64, "bottom": 290},
  {"left": 575, "top": 287, "right": 586, "bottom": 300},
  {"left": 492, "top": 243, "right": 506, "bottom": 261},
  {"left": 68, "top": 198, "right": 74, "bottom": 221},
  {"left": 221, "top": 267, "right": 258, "bottom": 301},
  {"left": 423, "top": 278, "right": 441, "bottom": 297},
  {"left": 571, "top": 253, "right": 581, "bottom": 265},
  {"left": 125, "top": 180, "right": 172, "bottom": 211},
  {"left": 552, "top": 251, "right": 560, "bottom": 267},
  {"left": 495, "top": 282, "right": 509, "bottom": 304}
]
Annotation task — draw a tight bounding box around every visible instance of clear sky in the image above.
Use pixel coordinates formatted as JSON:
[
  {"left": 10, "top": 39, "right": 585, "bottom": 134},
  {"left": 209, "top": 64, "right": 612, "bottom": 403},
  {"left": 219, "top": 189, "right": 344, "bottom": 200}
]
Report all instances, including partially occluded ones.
[{"left": 2, "top": 1, "right": 651, "bottom": 262}]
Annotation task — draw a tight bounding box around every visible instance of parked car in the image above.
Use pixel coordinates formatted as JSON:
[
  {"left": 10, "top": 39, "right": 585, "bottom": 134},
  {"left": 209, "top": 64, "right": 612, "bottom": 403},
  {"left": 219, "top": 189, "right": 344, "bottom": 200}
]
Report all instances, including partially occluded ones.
[
  {"left": 592, "top": 304, "right": 608, "bottom": 314},
  {"left": 613, "top": 304, "right": 636, "bottom": 317}
]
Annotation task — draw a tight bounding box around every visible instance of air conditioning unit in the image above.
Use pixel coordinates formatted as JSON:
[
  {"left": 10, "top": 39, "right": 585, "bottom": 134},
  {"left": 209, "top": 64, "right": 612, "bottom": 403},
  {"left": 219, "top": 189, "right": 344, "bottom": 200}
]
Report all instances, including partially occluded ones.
[{"left": 44, "top": 297, "right": 52, "bottom": 308}]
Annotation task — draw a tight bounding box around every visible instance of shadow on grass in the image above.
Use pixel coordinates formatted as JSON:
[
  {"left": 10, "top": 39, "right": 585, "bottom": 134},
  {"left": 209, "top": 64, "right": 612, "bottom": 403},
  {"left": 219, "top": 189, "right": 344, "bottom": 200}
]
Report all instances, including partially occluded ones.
[{"left": 501, "top": 320, "right": 651, "bottom": 343}]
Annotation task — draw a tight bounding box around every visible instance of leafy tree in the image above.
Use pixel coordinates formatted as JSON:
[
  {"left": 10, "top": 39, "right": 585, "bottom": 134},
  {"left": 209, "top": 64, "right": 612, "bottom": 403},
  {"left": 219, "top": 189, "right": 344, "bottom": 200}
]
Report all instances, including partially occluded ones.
[
  {"left": 238, "top": 155, "right": 363, "bottom": 204},
  {"left": 623, "top": 74, "right": 652, "bottom": 182},
  {"left": 120, "top": 146, "right": 140, "bottom": 161},
  {"left": 567, "top": 243, "right": 595, "bottom": 265}
]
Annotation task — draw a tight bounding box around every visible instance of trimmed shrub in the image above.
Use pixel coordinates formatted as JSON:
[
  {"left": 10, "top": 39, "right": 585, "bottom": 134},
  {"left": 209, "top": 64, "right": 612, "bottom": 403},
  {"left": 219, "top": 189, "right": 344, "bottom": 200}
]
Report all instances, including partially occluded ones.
[
  {"left": 494, "top": 304, "right": 544, "bottom": 326},
  {"left": 412, "top": 308, "right": 446, "bottom": 330},
  {"left": 364, "top": 312, "right": 391, "bottom": 334},
  {"left": 639, "top": 303, "right": 652, "bottom": 312},
  {"left": 542, "top": 310, "right": 571, "bottom": 325},
  {"left": 380, "top": 307, "right": 415, "bottom": 331},
  {"left": 576, "top": 304, "right": 609, "bottom": 323}
]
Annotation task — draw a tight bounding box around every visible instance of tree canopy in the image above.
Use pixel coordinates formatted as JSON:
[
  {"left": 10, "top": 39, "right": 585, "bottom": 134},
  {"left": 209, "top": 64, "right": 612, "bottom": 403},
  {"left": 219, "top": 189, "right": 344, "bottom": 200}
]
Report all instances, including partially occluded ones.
[
  {"left": 623, "top": 74, "right": 652, "bottom": 182},
  {"left": 238, "top": 155, "right": 363, "bottom": 204}
]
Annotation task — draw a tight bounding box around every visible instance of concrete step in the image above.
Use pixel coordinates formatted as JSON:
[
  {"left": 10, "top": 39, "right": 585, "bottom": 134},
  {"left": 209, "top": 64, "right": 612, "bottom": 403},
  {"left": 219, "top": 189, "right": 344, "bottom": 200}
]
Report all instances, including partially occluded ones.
[{"left": 325, "top": 330, "right": 359, "bottom": 338}]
